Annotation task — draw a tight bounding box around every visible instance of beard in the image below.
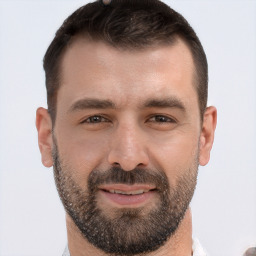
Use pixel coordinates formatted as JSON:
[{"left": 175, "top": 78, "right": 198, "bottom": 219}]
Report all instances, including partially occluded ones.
[{"left": 52, "top": 143, "right": 199, "bottom": 256}]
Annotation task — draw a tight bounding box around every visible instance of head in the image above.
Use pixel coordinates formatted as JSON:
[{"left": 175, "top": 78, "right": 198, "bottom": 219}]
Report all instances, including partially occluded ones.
[
  {"left": 44, "top": 0, "right": 208, "bottom": 124},
  {"left": 36, "top": 0, "right": 217, "bottom": 255}
]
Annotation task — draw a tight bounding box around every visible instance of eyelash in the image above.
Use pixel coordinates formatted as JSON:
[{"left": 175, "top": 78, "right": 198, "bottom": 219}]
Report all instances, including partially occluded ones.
[
  {"left": 81, "top": 115, "right": 110, "bottom": 124},
  {"left": 148, "top": 115, "right": 176, "bottom": 123},
  {"left": 81, "top": 114, "right": 176, "bottom": 124}
]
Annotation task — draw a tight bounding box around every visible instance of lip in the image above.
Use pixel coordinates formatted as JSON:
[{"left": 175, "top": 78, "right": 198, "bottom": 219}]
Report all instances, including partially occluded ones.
[
  {"left": 98, "top": 184, "right": 156, "bottom": 192},
  {"left": 98, "top": 184, "right": 157, "bottom": 207}
]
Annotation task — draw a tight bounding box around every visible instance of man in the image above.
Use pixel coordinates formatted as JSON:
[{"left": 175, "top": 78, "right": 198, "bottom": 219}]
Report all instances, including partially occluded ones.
[{"left": 36, "top": 0, "right": 217, "bottom": 255}]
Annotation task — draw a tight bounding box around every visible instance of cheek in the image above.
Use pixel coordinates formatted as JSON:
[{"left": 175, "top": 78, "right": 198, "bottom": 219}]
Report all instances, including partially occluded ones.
[
  {"left": 56, "top": 131, "right": 110, "bottom": 182},
  {"left": 149, "top": 133, "right": 199, "bottom": 185}
]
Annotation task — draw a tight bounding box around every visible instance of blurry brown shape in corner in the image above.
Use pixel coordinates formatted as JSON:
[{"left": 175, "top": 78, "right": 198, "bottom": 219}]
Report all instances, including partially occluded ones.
[{"left": 244, "top": 247, "right": 256, "bottom": 256}]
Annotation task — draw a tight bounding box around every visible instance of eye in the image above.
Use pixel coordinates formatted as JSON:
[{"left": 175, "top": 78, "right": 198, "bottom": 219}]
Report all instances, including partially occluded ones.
[
  {"left": 82, "top": 115, "right": 110, "bottom": 124},
  {"left": 148, "top": 115, "right": 176, "bottom": 123},
  {"left": 146, "top": 114, "right": 177, "bottom": 131}
]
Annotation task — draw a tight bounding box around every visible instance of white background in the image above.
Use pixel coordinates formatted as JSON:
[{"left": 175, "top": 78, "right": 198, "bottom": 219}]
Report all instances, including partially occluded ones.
[{"left": 0, "top": 1, "right": 255, "bottom": 255}]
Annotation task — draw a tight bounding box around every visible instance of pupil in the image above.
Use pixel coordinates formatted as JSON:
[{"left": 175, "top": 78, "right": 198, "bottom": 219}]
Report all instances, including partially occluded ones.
[
  {"left": 92, "top": 116, "right": 100, "bottom": 122},
  {"left": 157, "top": 116, "right": 166, "bottom": 122}
]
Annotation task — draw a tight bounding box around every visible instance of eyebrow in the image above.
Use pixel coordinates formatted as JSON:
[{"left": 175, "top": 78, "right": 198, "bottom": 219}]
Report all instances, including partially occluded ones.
[
  {"left": 68, "top": 96, "right": 186, "bottom": 113},
  {"left": 69, "top": 98, "right": 116, "bottom": 112},
  {"left": 142, "top": 97, "right": 186, "bottom": 112}
]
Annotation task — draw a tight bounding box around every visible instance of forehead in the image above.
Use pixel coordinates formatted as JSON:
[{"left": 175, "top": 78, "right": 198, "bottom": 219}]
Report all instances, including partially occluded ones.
[{"left": 57, "top": 38, "right": 197, "bottom": 111}]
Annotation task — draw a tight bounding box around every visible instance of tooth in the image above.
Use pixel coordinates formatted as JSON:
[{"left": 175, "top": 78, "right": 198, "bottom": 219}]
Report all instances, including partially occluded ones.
[
  {"left": 106, "top": 189, "right": 150, "bottom": 195},
  {"left": 130, "top": 190, "right": 144, "bottom": 195},
  {"left": 114, "top": 190, "right": 123, "bottom": 194}
]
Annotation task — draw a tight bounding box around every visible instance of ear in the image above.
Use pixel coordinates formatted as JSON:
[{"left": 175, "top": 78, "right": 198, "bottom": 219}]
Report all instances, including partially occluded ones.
[
  {"left": 199, "top": 106, "right": 217, "bottom": 166},
  {"left": 36, "top": 107, "right": 53, "bottom": 167}
]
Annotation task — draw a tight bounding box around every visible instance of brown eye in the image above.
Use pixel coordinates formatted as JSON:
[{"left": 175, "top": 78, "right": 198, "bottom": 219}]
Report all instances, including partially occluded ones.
[
  {"left": 149, "top": 115, "right": 176, "bottom": 123},
  {"left": 83, "top": 116, "right": 109, "bottom": 124}
]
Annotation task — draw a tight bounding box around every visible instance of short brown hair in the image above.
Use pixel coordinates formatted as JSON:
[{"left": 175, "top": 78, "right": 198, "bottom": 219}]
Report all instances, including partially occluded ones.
[{"left": 44, "top": 0, "right": 208, "bottom": 123}]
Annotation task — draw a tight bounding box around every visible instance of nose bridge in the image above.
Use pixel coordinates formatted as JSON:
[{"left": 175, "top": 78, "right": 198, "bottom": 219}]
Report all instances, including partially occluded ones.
[{"left": 107, "top": 122, "right": 149, "bottom": 171}]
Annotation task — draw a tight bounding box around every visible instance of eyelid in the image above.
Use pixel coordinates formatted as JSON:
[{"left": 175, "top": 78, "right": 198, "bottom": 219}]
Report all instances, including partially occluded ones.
[
  {"left": 79, "top": 113, "right": 177, "bottom": 125},
  {"left": 80, "top": 114, "right": 111, "bottom": 124},
  {"left": 147, "top": 114, "right": 177, "bottom": 123}
]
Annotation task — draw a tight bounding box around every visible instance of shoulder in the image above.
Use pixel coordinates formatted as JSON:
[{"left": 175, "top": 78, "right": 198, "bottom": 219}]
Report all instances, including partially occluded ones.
[
  {"left": 192, "top": 238, "right": 208, "bottom": 256},
  {"left": 62, "top": 245, "right": 70, "bottom": 256}
]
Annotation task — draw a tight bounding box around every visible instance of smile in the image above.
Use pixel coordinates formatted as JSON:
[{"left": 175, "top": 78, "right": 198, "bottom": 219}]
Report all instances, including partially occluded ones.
[
  {"left": 107, "top": 189, "right": 150, "bottom": 195},
  {"left": 98, "top": 184, "right": 157, "bottom": 206}
]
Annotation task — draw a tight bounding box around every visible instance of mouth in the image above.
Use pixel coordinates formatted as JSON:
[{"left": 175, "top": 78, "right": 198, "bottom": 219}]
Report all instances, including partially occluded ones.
[
  {"left": 106, "top": 189, "right": 151, "bottom": 195},
  {"left": 98, "top": 184, "right": 157, "bottom": 206}
]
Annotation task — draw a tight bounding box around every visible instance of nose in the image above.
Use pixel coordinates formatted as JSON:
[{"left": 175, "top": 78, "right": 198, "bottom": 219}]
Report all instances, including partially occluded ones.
[{"left": 107, "top": 124, "right": 149, "bottom": 171}]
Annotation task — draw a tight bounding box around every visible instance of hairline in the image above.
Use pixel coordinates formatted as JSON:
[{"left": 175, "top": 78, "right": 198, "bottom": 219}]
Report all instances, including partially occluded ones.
[{"left": 50, "top": 34, "right": 203, "bottom": 126}]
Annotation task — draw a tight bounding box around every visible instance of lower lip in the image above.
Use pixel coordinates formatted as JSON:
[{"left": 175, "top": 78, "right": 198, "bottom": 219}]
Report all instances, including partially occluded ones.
[{"left": 99, "top": 190, "right": 156, "bottom": 206}]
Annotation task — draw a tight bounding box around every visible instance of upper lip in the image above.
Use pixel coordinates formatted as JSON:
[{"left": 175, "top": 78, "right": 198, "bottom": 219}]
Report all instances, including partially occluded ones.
[{"left": 98, "top": 184, "right": 156, "bottom": 194}]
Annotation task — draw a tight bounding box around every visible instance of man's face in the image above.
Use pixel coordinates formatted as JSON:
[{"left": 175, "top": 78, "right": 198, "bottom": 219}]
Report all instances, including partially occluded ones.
[{"left": 48, "top": 38, "right": 204, "bottom": 254}]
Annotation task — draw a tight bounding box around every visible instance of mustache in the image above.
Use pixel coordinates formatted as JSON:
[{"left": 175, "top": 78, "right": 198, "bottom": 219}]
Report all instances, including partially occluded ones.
[{"left": 87, "top": 166, "right": 170, "bottom": 192}]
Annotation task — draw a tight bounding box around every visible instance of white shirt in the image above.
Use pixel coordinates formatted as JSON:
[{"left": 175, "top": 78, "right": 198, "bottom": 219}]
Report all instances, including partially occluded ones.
[
  {"left": 192, "top": 238, "right": 207, "bottom": 256},
  {"left": 62, "top": 238, "right": 207, "bottom": 256}
]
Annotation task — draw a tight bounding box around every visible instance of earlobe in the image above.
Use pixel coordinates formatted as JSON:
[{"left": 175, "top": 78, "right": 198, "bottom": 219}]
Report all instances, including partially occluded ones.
[
  {"left": 199, "top": 106, "right": 217, "bottom": 166},
  {"left": 36, "top": 107, "right": 53, "bottom": 167}
]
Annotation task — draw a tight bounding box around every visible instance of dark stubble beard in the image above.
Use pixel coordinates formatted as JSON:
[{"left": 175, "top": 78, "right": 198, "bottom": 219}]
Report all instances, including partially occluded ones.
[{"left": 52, "top": 143, "right": 199, "bottom": 256}]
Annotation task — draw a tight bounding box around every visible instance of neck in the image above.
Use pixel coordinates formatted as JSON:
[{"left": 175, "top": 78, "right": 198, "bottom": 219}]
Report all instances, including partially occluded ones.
[{"left": 66, "top": 208, "right": 193, "bottom": 256}]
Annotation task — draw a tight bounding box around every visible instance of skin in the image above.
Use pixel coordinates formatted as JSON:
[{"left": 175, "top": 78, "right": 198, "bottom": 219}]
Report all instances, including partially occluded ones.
[{"left": 36, "top": 38, "right": 217, "bottom": 256}]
